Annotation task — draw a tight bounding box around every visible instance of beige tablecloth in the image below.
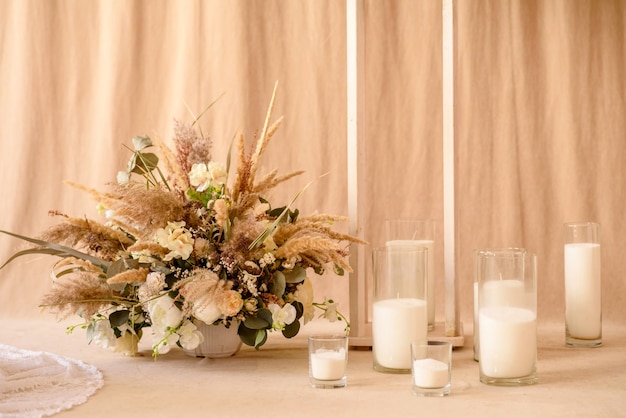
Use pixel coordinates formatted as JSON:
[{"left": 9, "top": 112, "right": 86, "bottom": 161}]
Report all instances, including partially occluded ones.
[{"left": 1, "top": 318, "right": 624, "bottom": 418}]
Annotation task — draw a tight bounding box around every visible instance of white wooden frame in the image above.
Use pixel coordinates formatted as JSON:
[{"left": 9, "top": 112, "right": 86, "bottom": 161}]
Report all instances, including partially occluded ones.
[{"left": 347, "top": 0, "right": 463, "bottom": 347}]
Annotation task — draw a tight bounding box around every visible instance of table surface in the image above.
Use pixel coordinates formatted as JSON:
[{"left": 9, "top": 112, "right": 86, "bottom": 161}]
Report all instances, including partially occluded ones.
[{"left": 1, "top": 318, "right": 624, "bottom": 418}]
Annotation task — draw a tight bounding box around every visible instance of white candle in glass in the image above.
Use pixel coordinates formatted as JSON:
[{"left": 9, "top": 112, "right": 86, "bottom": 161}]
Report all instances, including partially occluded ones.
[
  {"left": 386, "top": 240, "right": 435, "bottom": 327},
  {"left": 564, "top": 243, "right": 601, "bottom": 339},
  {"left": 481, "top": 279, "right": 526, "bottom": 307},
  {"left": 310, "top": 348, "right": 346, "bottom": 380},
  {"left": 372, "top": 298, "right": 427, "bottom": 369},
  {"left": 412, "top": 358, "right": 449, "bottom": 388},
  {"left": 479, "top": 306, "right": 536, "bottom": 378},
  {"left": 476, "top": 279, "right": 526, "bottom": 362}
]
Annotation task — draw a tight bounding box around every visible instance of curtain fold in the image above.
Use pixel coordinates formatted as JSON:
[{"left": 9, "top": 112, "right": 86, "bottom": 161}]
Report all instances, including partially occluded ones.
[{"left": 0, "top": 0, "right": 624, "bottom": 327}]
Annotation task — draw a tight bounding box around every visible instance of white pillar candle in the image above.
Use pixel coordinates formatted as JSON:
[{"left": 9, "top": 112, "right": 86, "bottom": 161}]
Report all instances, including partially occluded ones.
[
  {"left": 412, "top": 358, "right": 449, "bottom": 388},
  {"left": 310, "top": 348, "right": 346, "bottom": 380},
  {"left": 372, "top": 298, "right": 427, "bottom": 369},
  {"left": 564, "top": 243, "right": 601, "bottom": 339},
  {"left": 479, "top": 306, "right": 536, "bottom": 378},
  {"left": 386, "top": 240, "right": 435, "bottom": 326},
  {"left": 481, "top": 279, "right": 526, "bottom": 308}
]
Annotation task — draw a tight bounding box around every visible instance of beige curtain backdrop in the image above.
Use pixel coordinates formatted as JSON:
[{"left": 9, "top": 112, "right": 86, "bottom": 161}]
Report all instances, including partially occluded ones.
[{"left": 0, "top": 1, "right": 624, "bottom": 332}]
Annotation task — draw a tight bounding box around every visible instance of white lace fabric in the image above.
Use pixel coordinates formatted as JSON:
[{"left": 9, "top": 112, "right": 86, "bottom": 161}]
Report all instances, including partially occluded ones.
[{"left": 0, "top": 344, "right": 103, "bottom": 417}]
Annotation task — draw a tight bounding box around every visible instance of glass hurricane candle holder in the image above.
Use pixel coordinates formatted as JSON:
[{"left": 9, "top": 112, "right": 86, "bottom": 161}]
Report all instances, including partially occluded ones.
[
  {"left": 371, "top": 246, "right": 428, "bottom": 374},
  {"left": 476, "top": 248, "right": 538, "bottom": 386},
  {"left": 564, "top": 222, "right": 602, "bottom": 347},
  {"left": 384, "top": 219, "right": 436, "bottom": 330}
]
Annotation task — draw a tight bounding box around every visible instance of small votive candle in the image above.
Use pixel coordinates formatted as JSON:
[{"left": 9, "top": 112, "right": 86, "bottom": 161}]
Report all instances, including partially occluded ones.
[
  {"left": 411, "top": 341, "right": 452, "bottom": 397},
  {"left": 308, "top": 335, "right": 348, "bottom": 388}
]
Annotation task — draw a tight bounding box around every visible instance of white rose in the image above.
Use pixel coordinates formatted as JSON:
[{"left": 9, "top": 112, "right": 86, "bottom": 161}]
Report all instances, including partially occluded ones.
[
  {"left": 148, "top": 295, "right": 183, "bottom": 330},
  {"left": 192, "top": 295, "right": 222, "bottom": 325}
]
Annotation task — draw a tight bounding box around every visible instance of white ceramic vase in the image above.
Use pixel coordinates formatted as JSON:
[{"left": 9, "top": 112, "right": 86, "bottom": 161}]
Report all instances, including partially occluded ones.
[{"left": 184, "top": 321, "right": 242, "bottom": 358}]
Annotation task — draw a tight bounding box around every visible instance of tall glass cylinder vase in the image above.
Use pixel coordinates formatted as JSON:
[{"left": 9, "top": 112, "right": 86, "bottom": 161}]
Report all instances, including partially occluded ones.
[
  {"left": 371, "top": 246, "right": 428, "bottom": 373},
  {"left": 477, "top": 249, "right": 537, "bottom": 386},
  {"left": 564, "top": 222, "right": 602, "bottom": 347},
  {"left": 384, "top": 219, "right": 436, "bottom": 330}
]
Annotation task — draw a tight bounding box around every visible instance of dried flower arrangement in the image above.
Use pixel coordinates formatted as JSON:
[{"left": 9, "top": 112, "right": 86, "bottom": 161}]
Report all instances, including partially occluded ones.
[{"left": 1, "top": 84, "right": 362, "bottom": 358}]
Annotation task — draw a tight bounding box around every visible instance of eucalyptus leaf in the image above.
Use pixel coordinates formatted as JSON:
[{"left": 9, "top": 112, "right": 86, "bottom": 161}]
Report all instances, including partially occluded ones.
[
  {"left": 131, "top": 152, "right": 159, "bottom": 175},
  {"left": 112, "top": 327, "right": 122, "bottom": 338},
  {"left": 257, "top": 308, "right": 274, "bottom": 326},
  {"left": 268, "top": 207, "right": 286, "bottom": 218},
  {"left": 292, "top": 301, "right": 304, "bottom": 319},
  {"left": 243, "top": 316, "right": 271, "bottom": 330},
  {"left": 86, "top": 321, "right": 96, "bottom": 344},
  {"left": 283, "top": 266, "right": 306, "bottom": 284},
  {"left": 333, "top": 264, "right": 345, "bottom": 276},
  {"left": 290, "top": 208, "right": 299, "bottom": 222},
  {"left": 282, "top": 319, "right": 300, "bottom": 339},
  {"left": 107, "top": 258, "right": 141, "bottom": 278},
  {"left": 237, "top": 323, "right": 258, "bottom": 347},
  {"left": 109, "top": 310, "right": 130, "bottom": 327},
  {"left": 151, "top": 264, "right": 174, "bottom": 275},
  {"left": 270, "top": 271, "right": 286, "bottom": 297},
  {"left": 132, "top": 135, "right": 153, "bottom": 151},
  {"left": 254, "top": 329, "right": 268, "bottom": 349}
]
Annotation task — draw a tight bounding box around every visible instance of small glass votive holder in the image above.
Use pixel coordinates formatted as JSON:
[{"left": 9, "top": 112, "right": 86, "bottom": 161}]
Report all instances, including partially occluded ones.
[
  {"left": 410, "top": 340, "right": 452, "bottom": 397},
  {"left": 308, "top": 335, "right": 348, "bottom": 389}
]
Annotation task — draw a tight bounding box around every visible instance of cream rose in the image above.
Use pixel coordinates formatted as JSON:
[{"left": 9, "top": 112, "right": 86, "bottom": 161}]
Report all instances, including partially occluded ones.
[
  {"left": 156, "top": 221, "right": 194, "bottom": 261},
  {"left": 218, "top": 290, "right": 244, "bottom": 317}
]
